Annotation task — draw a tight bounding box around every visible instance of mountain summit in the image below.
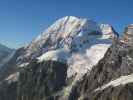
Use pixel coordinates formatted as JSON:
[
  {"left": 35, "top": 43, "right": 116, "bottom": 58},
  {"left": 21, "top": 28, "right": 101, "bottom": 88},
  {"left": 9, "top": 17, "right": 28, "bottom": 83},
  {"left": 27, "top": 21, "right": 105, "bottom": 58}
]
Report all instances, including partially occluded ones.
[
  {"left": 17, "top": 16, "right": 118, "bottom": 80},
  {"left": 23, "top": 16, "right": 118, "bottom": 59}
]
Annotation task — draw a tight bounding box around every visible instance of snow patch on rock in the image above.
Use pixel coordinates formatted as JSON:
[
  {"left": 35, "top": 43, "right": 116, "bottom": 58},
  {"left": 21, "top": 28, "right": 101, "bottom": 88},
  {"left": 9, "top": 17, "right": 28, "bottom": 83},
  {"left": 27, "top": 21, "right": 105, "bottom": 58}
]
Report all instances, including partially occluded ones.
[
  {"left": 37, "top": 48, "right": 70, "bottom": 63},
  {"left": 95, "top": 73, "right": 133, "bottom": 92}
]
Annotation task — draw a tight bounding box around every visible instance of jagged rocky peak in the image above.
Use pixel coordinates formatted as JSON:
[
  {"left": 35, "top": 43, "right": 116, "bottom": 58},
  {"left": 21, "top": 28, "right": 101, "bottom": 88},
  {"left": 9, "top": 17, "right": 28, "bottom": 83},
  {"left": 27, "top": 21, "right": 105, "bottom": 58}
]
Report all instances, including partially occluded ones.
[
  {"left": 100, "top": 24, "right": 119, "bottom": 38},
  {"left": 123, "top": 24, "right": 133, "bottom": 44},
  {"left": 125, "top": 24, "right": 133, "bottom": 35},
  {"left": 100, "top": 24, "right": 113, "bottom": 34}
]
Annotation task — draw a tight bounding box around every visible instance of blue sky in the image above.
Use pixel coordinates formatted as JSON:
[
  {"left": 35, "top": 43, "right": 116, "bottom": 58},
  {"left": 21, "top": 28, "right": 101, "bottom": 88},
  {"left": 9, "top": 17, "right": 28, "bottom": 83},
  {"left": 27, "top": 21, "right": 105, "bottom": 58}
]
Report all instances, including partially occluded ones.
[{"left": 0, "top": 0, "right": 133, "bottom": 48}]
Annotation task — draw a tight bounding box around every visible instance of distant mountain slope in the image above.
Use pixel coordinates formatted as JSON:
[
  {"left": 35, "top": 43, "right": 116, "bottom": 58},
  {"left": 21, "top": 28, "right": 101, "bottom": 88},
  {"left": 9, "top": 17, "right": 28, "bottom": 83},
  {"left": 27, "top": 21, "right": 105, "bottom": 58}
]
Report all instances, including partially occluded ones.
[{"left": 0, "top": 43, "right": 15, "bottom": 68}]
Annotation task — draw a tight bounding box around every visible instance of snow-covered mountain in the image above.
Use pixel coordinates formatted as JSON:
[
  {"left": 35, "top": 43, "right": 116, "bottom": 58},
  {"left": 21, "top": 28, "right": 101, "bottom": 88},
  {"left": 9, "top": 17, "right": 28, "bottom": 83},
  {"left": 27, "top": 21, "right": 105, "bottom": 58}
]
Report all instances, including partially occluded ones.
[
  {"left": 19, "top": 16, "right": 118, "bottom": 79},
  {"left": 0, "top": 16, "right": 120, "bottom": 100},
  {"left": 16, "top": 24, "right": 133, "bottom": 100},
  {"left": 0, "top": 44, "right": 15, "bottom": 68},
  {"left": 22, "top": 16, "right": 118, "bottom": 60}
]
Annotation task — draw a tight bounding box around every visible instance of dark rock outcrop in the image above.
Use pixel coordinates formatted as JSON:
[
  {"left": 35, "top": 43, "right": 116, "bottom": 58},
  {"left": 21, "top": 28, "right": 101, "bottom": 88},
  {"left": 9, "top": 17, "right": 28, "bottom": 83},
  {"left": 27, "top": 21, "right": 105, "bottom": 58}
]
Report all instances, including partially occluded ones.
[
  {"left": 0, "top": 80, "right": 18, "bottom": 100},
  {"left": 17, "top": 60, "right": 68, "bottom": 100}
]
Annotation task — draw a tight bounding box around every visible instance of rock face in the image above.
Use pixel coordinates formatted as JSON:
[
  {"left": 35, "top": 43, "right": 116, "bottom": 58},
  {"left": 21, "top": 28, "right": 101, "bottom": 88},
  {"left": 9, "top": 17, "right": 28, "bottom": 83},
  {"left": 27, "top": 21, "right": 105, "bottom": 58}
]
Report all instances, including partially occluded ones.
[
  {"left": 17, "top": 60, "right": 68, "bottom": 100},
  {"left": 71, "top": 24, "right": 133, "bottom": 100},
  {"left": 0, "top": 74, "right": 18, "bottom": 100},
  {"left": 123, "top": 24, "right": 133, "bottom": 44}
]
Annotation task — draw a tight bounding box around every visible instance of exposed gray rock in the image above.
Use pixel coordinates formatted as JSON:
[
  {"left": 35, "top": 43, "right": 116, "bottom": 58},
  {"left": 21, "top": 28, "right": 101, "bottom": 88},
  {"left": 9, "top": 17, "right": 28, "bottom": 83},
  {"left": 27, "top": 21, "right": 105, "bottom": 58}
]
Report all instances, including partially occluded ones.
[
  {"left": 122, "top": 24, "right": 133, "bottom": 45},
  {"left": 17, "top": 60, "right": 68, "bottom": 100},
  {"left": 72, "top": 24, "right": 133, "bottom": 100}
]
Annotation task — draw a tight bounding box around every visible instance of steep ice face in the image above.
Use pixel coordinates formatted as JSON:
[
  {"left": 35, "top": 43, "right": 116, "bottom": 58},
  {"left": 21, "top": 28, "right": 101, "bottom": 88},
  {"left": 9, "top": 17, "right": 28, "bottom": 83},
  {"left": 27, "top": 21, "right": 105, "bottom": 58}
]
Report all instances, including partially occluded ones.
[{"left": 20, "top": 16, "right": 118, "bottom": 80}]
